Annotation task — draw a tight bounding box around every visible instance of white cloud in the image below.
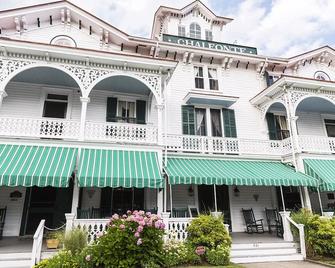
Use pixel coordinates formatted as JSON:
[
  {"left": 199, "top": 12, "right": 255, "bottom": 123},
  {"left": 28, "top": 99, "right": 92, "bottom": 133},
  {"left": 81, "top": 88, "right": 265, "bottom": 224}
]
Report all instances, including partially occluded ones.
[{"left": 223, "top": 0, "right": 335, "bottom": 57}]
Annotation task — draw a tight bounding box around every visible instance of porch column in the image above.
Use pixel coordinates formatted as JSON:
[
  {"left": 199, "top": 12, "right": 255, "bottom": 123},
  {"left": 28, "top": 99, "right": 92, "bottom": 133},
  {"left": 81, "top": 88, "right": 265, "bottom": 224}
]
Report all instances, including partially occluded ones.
[
  {"left": 0, "top": 90, "right": 8, "bottom": 109},
  {"left": 156, "top": 103, "right": 164, "bottom": 145},
  {"left": 279, "top": 211, "right": 294, "bottom": 242},
  {"left": 157, "top": 188, "right": 163, "bottom": 215},
  {"left": 303, "top": 186, "right": 312, "bottom": 210},
  {"left": 71, "top": 176, "right": 80, "bottom": 215},
  {"left": 295, "top": 157, "right": 312, "bottom": 210},
  {"left": 79, "top": 97, "right": 90, "bottom": 141}
]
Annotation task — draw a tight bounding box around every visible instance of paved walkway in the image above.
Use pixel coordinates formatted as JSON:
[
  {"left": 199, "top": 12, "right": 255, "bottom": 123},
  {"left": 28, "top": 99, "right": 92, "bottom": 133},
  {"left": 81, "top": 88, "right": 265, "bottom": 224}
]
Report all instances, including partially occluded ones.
[{"left": 243, "top": 261, "right": 326, "bottom": 268}]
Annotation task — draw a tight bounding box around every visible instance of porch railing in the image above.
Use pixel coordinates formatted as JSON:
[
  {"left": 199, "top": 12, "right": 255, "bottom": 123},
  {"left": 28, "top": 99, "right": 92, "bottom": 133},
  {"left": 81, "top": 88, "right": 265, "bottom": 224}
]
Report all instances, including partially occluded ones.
[
  {"left": 166, "top": 134, "right": 291, "bottom": 156},
  {"left": 31, "top": 219, "right": 45, "bottom": 267},
  {"left": 164, "top": 217, "right": 193, "bottom": 242},
  {"left": 85, "top": 121, "right": 158, "bottom": 144},
  {"left": 0, "top": 117, "right": 80, "bottom": 140},
  {"left": 298, "top": 135, "right": 335, "bottom": 154}
]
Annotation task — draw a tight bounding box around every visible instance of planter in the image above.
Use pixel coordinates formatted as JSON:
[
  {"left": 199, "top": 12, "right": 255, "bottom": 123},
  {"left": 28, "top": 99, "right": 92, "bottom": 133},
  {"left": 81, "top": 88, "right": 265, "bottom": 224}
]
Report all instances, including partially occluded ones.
[
  {"left": 46, "top": 239, "right": 60, "bottom": 249},
  {"left": 210, "top": 211, "right": 222, "bottom": 218},
  {"left": 323, "top": 211, "right": 334, "bottom": 217}
]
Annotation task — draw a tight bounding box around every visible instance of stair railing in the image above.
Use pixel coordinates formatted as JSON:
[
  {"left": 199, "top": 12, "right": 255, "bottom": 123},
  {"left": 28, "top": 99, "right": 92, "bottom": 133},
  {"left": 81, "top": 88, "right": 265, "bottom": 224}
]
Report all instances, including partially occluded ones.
[{"left": 31, "top": 219, "right": 45, "bottom": 268}]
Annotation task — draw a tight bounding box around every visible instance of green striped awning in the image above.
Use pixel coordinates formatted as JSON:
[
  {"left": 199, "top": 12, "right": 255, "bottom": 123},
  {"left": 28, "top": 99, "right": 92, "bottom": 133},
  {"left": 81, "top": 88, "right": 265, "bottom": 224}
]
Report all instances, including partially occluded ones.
[
  {"left": 78, "top": 149, "right": 163, "bottom": 188},
  {"left": 304, "top": 159, "right": 335, "bottom": 191},
  {"left": 0, "top": 144, "right": 77, "bottom": 187},
  {"left": 166, "top": 157, "right": 317, "bottom": 187}
]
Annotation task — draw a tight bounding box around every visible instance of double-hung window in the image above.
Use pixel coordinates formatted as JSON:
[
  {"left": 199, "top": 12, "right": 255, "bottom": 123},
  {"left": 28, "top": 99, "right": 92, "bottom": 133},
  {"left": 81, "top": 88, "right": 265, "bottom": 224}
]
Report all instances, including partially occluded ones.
[
  {"left": 325, "top": 119, "right": 335, "bottom": 137},
  {"left": 205, "top": 30, "right": 213, "bottom": 41},
  {"left": 208, "top": 68, "right": 219, "bottom": 90},
  {"left": 190, "top": 23, "right": 201, "bottom": 39},
  {"left": 194, "top": 66, "right": 204, "bottom": 89},
  {"left": 43, "top": 94, "right": 68, "bottom": 119},
  {"left": 178, "top": 25, "right": 186, "bottom": 37},
  {"left": 117, "top": 100, "right": 136, "bottom": 123}
]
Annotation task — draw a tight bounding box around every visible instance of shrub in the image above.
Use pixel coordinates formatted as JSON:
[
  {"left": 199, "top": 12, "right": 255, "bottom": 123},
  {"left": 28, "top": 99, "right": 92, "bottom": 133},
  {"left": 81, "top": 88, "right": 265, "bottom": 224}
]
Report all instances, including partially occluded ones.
[
  {"left": 63, "top": 228, "right": 87, "bottom": 254},
  {"left": 162, "top": 240, "right": 201, "bottom": 267},
  {"left": 34, "top": 250, "right": 79, "bottom": 268},
  {"left": 291, "top": 209, "right": 335, "bottom": 257},
  {"left": 89, "top": 210, "right": 165, "bottom": 268},
  {"left": 186, "top": 214, "right": 231, "bottom": 249},
  {"left": 206, "top": 244, "right": 230, "bottom": 266}
]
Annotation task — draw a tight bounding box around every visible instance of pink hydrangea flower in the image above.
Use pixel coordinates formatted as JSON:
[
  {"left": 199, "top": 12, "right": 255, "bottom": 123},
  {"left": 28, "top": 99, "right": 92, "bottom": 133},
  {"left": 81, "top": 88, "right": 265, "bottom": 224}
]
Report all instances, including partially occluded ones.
[
  {"left": 119, "top": 224, "right": 125, "bottom": 230},
  {"left": 85, "top": 255, "right": 91, "bottom": 261},
  {"left": 137, "top": 238, "right": 142, "bottom": 245},
  {"left": 112, "top": 214, "right": 119, "bottom": 220},
  {"left": 134, "top": 232, "right": 140, "bottom": 238},
  {"left": 137, "top": 225, "right": 143, "bottom": 233},
  {"left": 97, "top": 232, "right": 103, "bottom": 238},
  {"left": 195, "top": 246, "right": 206, "bottom": 256}
]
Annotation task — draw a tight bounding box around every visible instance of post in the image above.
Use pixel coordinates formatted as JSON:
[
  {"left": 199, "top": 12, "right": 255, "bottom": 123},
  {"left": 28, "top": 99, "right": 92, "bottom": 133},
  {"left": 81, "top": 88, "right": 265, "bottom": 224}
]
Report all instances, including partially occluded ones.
[
  {"left": 303, "top": 186, "right": 312, "bottom": 210},
  {"left": 280, "top": 186, "right": 286, "bottom": 212},
  {"left": 317, "top": 187, "right": 323, "bottom": 215},
  {"left": 279, "top": 211, "right": 293, "bottom": 242},
  {"left": 156, "top": 103, "right": 164, "bottom": 145},
  {"left": 71, "top": 177, "right": 80, "bottom": 214},
  {"left": 299, "top": 186, "right": 305, "bottom": 208},
  {"left": 79, "top": 97, "right": 90, "bottom": 141},
  {"left": 65, "top": 213, "right": 75, "bottom": 233},
  {"left": 298, "top": 224, "right": 306, "bottom": 259},
  {"left": 0, "top": 90, "right": 7, "bottom": 109},
  {"left": 163, "top": 177, "right": 167, "bottom": 212},
  {"left": 161, "top": 211, "right": 171, "bottom": 242},
  {"left": 157, "top": 188, "right": 164, "bottom": 215},
  {"left": 169, "top": 184, "right": 173, "bottom": 216},
  {"left": 213, "top": 184, "right": 218, "bottom": 212}
]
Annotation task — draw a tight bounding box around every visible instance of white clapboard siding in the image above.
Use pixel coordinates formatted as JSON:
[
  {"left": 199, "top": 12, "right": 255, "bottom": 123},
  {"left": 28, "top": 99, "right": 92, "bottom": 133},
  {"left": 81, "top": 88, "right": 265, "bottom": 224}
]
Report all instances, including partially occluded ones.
[
  {"left": 167, "top": 184, "right": 197, "bottom": 210},
  {"left": 296, "top": 112, "right": 327, "bottom": 136},
  {"left": 0, "top": 187, "right": 26, "bottom": 236}
]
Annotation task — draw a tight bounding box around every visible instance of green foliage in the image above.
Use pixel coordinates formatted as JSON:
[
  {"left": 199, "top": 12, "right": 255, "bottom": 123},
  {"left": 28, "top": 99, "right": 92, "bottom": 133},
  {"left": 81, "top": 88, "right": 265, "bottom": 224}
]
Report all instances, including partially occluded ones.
[
  {"left": 34, "top": 250, "right": 79, "bottom": 268},
  {"left": 88, "top": 211, "right": 165, "bottom": 268},
  {"left": 63, "top": 228, "right": 87, "bottom": 254},
  {"left": 46, "top": 230, "right": 64, "bottom": 241},
  {"left": 186, "top": 214, "right": 231, "bottom": 250},
  {"left": 291, "top": 209, "right": 335, "bottom": 257},
  {"left": 162, "top": 240, "right": 201, "bottom": 267},
  {"left": 206, "top": 244, "right": 230, "bottom": 266}
]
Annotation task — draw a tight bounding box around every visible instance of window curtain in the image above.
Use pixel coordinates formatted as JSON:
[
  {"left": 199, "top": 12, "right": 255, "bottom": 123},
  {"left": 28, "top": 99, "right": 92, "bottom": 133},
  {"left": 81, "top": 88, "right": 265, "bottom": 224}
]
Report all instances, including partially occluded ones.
[
  {"left": 196, "top": 109, "right": 206, "bottom": 135},
  {"left": 208, "top": 68, "right": 217, "bottom": 79},
  {"left": 211, "top": 110, "right": 222, "bottom": 137}
]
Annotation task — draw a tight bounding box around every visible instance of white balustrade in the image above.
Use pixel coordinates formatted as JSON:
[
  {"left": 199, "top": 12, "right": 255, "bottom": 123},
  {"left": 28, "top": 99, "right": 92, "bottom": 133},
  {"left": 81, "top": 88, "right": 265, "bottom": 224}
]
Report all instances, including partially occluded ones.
[
  {"left": 85, "top": 121, "right": 158, "bottom": 144},
  {"left": 166, "top": 134, "right": 288, "bottom": 156},
  {"left": 298, "top": 135, "right": 335, "bottom": 154},
  {"left": 72, "top": 218, "right": 110, "bottom": 243},
  {"left": 165, "top": 217, "right": 193, "bottom": 242},
  {"left": 0, "top": 117, "right": 80, "bottom": 140},
  {"left": 31, "top": 219, "right": 45, "bottom": 267}
]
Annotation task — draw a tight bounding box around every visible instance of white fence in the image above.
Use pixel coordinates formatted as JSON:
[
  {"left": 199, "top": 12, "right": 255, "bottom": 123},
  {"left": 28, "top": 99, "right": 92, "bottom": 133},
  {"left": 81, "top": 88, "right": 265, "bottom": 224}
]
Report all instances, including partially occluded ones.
[
  {"left": 299, "top": 135, "right": 335, "bottom": 154},
  {"left": 31, "top": 219, "right": 45, "bottom": 267}
]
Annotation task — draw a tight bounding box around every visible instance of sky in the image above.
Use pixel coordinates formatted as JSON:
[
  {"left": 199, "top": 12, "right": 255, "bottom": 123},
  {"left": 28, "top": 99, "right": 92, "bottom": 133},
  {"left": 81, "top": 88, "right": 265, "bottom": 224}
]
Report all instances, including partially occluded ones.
[{"left": 0, "top": 0, "right": 334, "bottom": 57}]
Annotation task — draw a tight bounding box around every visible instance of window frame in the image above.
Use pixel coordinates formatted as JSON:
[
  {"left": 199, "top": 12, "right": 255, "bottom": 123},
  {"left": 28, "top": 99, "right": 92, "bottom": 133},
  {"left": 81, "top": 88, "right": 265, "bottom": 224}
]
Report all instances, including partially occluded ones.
[
  {"left": 195, "top": 108, "right": 207, "bottom": 136},
  {"left": 190, "top": 22, "right": 201, "bottom": 39},
  {"left": 116, "top": 99, "right": 137, "bottom": 123},
  {"left": 40, "top": 88, "right": 72, "bottom": 119},
  {"left": 194, "top": 66, "right": 205, "bottom": 89},
  {"left": 178, "top": 25, "right": 186, "bottom": 37},
  {"left": 205, "top": 30, "right": 213, "bottom": 41},
  {"left": 208, "top": 68, "right": 219, "bottom": 90}
]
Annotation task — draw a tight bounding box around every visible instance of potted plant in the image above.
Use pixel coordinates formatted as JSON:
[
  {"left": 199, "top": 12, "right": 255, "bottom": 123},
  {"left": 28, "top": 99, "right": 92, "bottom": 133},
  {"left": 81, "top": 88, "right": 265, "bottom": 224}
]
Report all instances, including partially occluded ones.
[{"left": 46, "top": 231, "right": 64, "bottom": 249}]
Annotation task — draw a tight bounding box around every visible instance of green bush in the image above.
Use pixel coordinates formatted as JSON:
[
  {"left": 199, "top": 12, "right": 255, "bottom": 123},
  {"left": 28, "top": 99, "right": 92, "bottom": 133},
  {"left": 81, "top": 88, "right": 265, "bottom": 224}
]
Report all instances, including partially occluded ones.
[
  {"left": 63, "top": 228, "right": 87, "bottom": 254},
  {"left": 34, "top": 250, "right": 79, "bottom": 268},
  {"left": 186, "top": 214, "right": 231, "bottom": 249},
  {"left": 89, "top": 211, "right": 165, "bottom": 268},
  {"left": 291, "top": 209, "right": 335, "bottom": 257},
  {"left": 162, "top": 240, "right": 201, "bottom": 267},
  {"left": 206, "top": 244, "right": 230, "bottom": 266}
]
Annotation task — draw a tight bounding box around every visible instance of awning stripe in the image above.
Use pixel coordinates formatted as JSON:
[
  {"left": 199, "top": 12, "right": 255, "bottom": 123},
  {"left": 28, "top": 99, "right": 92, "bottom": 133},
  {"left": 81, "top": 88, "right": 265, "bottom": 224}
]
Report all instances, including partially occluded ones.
[
  {"left": 166, "top": 157, "right": 318, "bottom": 187},
  {"left": 304, "top": 159, "right": 335, "bottom": 191},
  {"left": 0, "top": 144, "right": 77, "bottom": 187},
  {"left": 78, "top": 149, "right": 163, "bottom": 188}
]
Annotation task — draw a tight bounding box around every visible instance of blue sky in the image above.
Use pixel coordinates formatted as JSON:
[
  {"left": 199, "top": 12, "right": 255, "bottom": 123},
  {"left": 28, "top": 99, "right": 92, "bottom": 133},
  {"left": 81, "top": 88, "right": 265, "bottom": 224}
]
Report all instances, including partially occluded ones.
[{"left": 1, "top": 0, "right": 334, "bottom": 57}]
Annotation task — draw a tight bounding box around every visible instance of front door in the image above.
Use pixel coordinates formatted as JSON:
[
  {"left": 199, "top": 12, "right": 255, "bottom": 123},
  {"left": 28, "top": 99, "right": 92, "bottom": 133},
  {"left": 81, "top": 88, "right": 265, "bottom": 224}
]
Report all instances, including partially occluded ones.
[
  {"left": 106, "top": 188, "right": 144, "bottom": 215},
  {"left": 21, "top": 186, "right": 73, "bottom": 235}
]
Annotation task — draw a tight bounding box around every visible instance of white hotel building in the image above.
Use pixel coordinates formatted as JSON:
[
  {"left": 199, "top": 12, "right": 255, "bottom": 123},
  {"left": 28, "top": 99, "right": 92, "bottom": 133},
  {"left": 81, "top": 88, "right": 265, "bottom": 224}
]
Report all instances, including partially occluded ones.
[{"left": 0, "top": 0, "right": 334, "bottom": 264}]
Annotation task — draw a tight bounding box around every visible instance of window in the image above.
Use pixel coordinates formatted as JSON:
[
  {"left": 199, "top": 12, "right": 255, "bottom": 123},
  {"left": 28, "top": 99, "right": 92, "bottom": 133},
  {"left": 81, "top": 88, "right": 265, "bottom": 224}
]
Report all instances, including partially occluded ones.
[
  {"left": 315, "top": 71, "right": 330, "bottom": 81},
  {"left": 205, "top": 30, "right": 213, "bottom": 41},
  {"left": 274, "top": 115, "right": 290, "bottom": 140},
  {"left": 195, "top": 108, "right": 206, "bottom": 136},
  {"left": 208, "top": 68, "right": 219, "bottom": 90},
  {"left": 194, "top": 66, "right": 204, "bottom": 89},
  {"left": 50, "top": 35, "right": 76, "bottom": 47},
  {"left": 178, "top": 25, "right": 186, "bottom": 37},
  {"left": 265, "top": 72, "right": 280, "bottom": 87},
  {"left": 210, "top": 109, "right": 222, "bottom": 137},
  {"left": 190, "top": 23, "right": 201, "bottom": 39},
  {"left": 117, "top": 100, "right": 136, "bottom": 123},
  {"left": 325, "top": 119, "right": 335, "bottom": 137},
  {"left": 43, "top": 94, "right": 68, "bottom": 118}
]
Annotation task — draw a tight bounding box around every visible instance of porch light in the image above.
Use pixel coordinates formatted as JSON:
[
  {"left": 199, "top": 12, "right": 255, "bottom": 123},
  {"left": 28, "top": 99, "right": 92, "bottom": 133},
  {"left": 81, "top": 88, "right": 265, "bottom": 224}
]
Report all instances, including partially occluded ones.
[
  {"left": 188, "top": 185, "right": 194, "bottom": 196},
  {"left": 233, "top": 186, "right": 240, "bottom": 197}
]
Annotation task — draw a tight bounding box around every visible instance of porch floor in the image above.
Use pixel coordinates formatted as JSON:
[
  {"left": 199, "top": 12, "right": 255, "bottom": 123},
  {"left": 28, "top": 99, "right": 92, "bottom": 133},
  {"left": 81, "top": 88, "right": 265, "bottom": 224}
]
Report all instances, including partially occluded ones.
[
  {"left": 231, "top": 232, "right": 284, "bottom": 244},
  {"left": 0, "top": 237, "right": 33, "bottom": 253}
]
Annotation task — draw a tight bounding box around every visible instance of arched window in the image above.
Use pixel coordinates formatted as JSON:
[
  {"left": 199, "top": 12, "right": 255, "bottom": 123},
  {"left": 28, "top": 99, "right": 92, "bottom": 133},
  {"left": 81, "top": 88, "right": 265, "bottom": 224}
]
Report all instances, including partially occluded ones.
[
  {"left": 50, "top": 35, "right": 77, "bottom": 47},
  {"left": 190, "top": 23, "right": 201, "bottom": 39},
  {"left": 314, "top": 71, "right": 330, "bottom": 81}
]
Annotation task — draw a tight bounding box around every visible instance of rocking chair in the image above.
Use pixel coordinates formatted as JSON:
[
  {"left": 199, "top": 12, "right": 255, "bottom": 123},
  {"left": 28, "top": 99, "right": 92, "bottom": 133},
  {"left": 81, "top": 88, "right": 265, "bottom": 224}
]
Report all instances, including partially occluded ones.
[
  {"left": 265, "top": 208, "right": 283, "bottom": 238},
  {"left": 242, "top": 208, "right": 264, "bottom": 234},
  {"left": 0, "top": 207, "right": 6, "bottom": 240}
]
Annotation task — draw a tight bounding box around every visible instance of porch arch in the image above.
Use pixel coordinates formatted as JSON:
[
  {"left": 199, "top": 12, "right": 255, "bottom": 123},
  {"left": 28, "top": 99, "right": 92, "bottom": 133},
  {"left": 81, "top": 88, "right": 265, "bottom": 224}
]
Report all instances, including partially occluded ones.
[
  {"left": 85, "top": 73, "right": 161, "bottom": 104},
  {"left": 1, "top": 63, "right": 84, "bottom": 95},
  {"left": 262, "top": 100, "right": 288, "bottom": 119},
  {"left": 294, "top": 95, "right": 335, "bottom": 116}
]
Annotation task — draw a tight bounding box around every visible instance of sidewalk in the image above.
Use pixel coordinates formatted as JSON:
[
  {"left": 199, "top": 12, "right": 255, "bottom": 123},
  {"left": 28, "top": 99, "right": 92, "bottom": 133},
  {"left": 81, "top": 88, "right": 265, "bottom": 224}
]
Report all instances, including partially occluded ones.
[{"left": 243, "top": 261, "right": 326, "bottom": 268}]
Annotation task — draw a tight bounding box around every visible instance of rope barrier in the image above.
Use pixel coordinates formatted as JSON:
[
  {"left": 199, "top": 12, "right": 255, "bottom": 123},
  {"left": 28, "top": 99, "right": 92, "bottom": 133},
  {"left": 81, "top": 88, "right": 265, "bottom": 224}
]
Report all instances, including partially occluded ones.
[{"left": 44, "top": 223, "right": 66, "bottom": 231}]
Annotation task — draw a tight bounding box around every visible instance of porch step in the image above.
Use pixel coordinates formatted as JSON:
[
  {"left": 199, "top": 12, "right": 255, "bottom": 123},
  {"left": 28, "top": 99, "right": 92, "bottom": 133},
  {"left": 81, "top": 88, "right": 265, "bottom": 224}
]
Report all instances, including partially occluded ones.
[
  {"left": 0, "top": 253, "right": 31, "bottom": 268},
  {"left": 231, "top": 242, "right": 303, "bottom": 264},
  {"left": 41, "top": 250, "right": 58, "bottom": 260}
]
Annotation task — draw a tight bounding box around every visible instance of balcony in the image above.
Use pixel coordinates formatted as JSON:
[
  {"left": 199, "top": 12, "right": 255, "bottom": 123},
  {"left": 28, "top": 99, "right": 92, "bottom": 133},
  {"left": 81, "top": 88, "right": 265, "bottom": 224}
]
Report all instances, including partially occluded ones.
[
  {"left": 0, "top": 117, "right": 158, "bottom": 145},
  {"left": 299, "top": 135, "right": 335, "bottom": 154},
  {"left": 166, "top": 134, "right": 292, "bottom": 157}
]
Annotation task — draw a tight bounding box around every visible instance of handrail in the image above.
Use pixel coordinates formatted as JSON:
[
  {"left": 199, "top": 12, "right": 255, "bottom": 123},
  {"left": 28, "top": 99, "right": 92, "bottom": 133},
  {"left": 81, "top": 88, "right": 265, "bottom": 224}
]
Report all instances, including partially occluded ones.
[
  {"left": 31, "top": 219, "right": 45, "bottom": 268},
  {"left": 286, "top": 216, "right": 306, "bottom": 259}
]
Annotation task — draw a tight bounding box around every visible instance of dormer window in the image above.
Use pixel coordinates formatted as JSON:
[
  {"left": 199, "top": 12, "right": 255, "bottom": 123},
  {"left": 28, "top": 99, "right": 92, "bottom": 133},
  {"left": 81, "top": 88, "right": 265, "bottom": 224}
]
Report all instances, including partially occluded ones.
[
  {"left": 190, "top": 23, "right": 201, "bottom": 39},
  {"left": 205, "top": 30, "right": 213, "bottom": 41},
  {"left": 315, "top": 71, "right": 330, "bottom": 81},
  {"left": 178, "top": 25, "right": 186, "bottom": 37}
]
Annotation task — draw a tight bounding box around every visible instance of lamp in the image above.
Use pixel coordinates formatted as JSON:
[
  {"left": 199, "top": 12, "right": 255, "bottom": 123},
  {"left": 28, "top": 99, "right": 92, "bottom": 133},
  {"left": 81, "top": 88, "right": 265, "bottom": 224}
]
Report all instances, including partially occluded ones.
[
  {"left": 188, "top": 185, "right": 194, "bottom": 197},
  {"left": 233, "top": 186, "right": 240, "bottom": 197}
]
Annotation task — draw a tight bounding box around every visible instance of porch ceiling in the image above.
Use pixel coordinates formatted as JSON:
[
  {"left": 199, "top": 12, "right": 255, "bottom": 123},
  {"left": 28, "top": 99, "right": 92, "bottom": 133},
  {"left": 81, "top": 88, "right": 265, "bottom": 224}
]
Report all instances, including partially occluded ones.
[
  {"left": 184, "top": 90, "right": 238, "bottom": 107},
  {"left": 297, "top": 97, "right": 335, "bottom": 113}
]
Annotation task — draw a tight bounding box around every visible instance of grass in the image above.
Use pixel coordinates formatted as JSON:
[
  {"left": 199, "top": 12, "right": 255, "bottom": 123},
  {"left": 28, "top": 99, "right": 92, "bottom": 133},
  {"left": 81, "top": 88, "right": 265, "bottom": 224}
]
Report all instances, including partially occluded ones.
[
  {"left": 309, "top": 256, "right": 335, "bottom": 266},
  {"left": 179, "top": 265, "right": 244, "bottom": 268}
]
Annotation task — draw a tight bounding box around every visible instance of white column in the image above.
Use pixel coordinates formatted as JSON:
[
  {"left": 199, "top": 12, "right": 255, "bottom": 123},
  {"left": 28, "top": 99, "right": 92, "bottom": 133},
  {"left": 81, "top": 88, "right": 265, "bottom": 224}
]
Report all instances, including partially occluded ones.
[
  {"left": 156, "top": 103, "right": 164, "bottom": 145},
  {"left": 295, "top": 156, "right": 312, "bottom": 210},
  {"left": 157, "top": 188, "right": 163, "bottom": 215},
  {"left": 79, "top": 97, "right": 90, "bottom": 141},
  {"left": 303, "top": 186, "right": 312, "bottom": 210},
  {"left": 279, "top": 211, "right": 294, "bottom": 242},
  {"left": 71, "top": 177, "right": 80, "bottom": 215},
  {"left": 0, "top": 90, "right": 8, "bottom": 109},
  {"left": 65, "top": 213, "right": 75, "bottom": 233}
]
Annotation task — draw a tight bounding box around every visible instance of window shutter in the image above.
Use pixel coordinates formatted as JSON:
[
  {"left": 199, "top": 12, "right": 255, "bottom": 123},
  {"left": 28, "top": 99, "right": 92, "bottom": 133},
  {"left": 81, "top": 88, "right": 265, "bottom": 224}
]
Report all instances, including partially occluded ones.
[
  {"left": 223, "top": 109, "right": 237, "bottom": 138},
  {"left": 136, "top": 100, "right": 146, "bottom": 124},
  {"left": 106, "top": 97, "right": 117, "bottom": 122},
  {"left": 266, "top": 113, "right": 277, "bottom": 140},
  {"left": 182, "top": 105, "right": 195, "bottom": 135}
]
